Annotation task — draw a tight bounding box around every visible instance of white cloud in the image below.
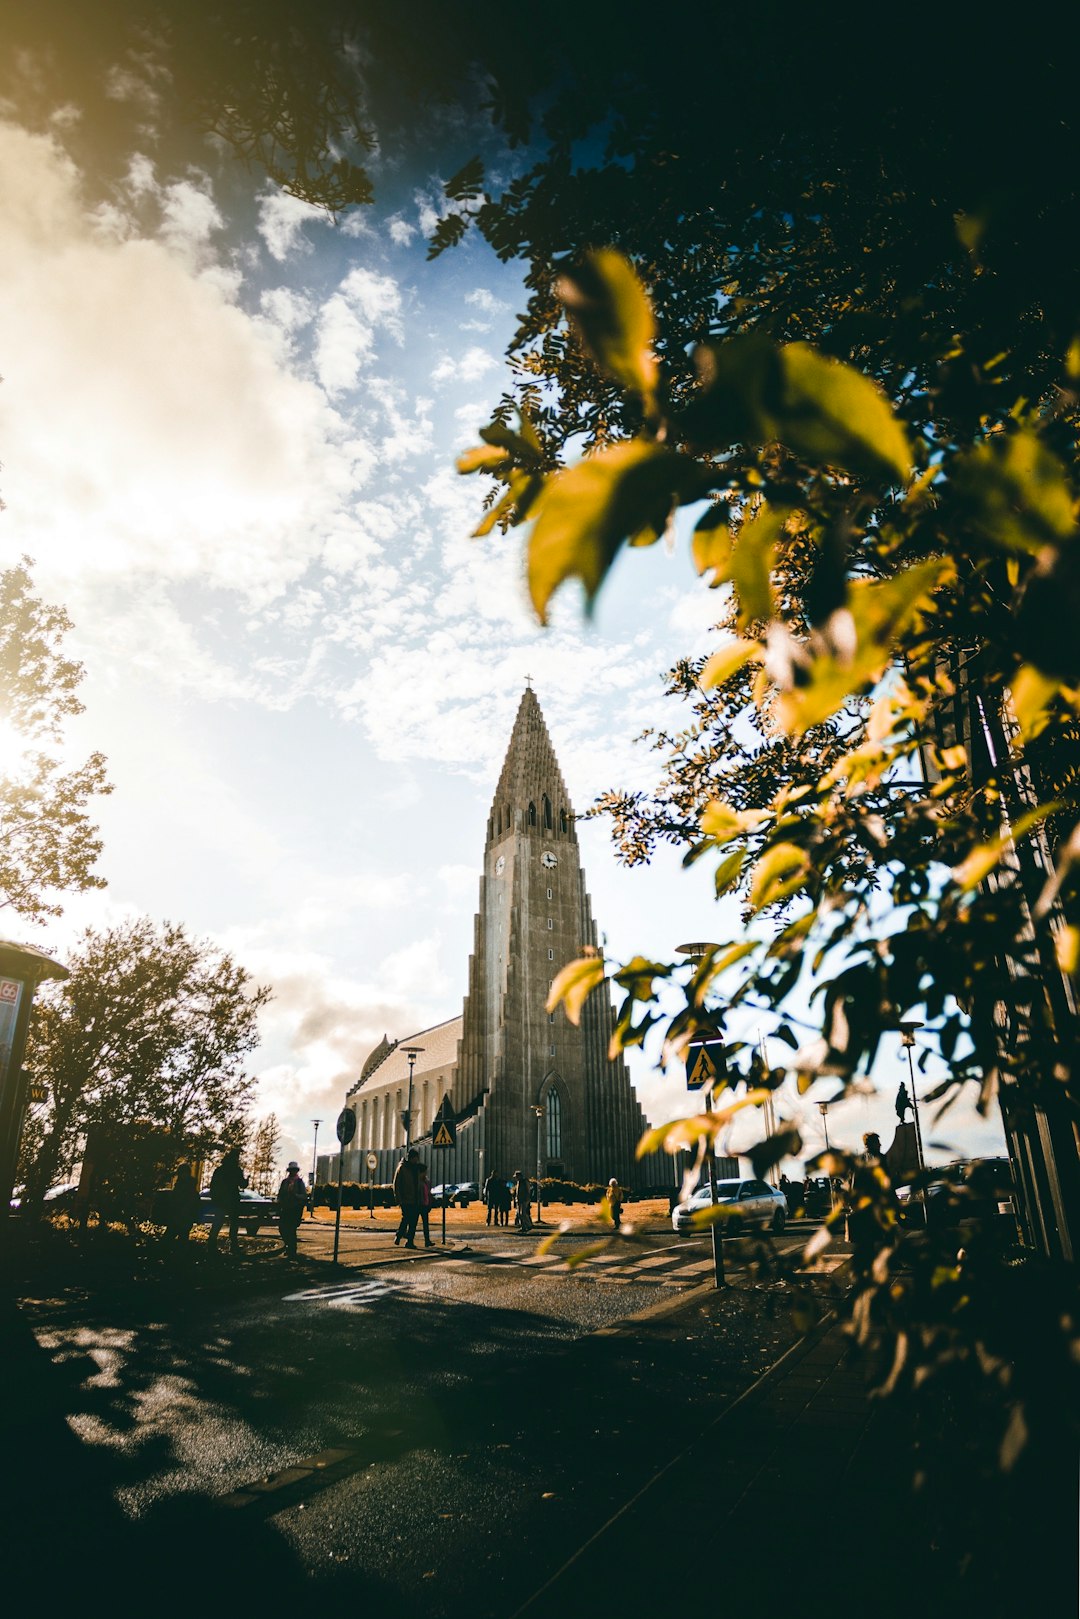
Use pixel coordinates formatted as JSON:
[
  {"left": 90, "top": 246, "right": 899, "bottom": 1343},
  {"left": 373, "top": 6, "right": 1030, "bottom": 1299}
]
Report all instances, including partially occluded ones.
[
  {"left": 431, "top": 345, "right": 498, "bottom": 387},
  {"left": 313, "top": 267, "right": 403, "bottom": 396},
  {"left": 465, "top": 287, "right": 509, "bottom": 315},
  {"left": 387, "top": 214, "right": 416, "bottom": 247},
  {"left": 257, "top": 186, "right": 327, "bottom": 261}
]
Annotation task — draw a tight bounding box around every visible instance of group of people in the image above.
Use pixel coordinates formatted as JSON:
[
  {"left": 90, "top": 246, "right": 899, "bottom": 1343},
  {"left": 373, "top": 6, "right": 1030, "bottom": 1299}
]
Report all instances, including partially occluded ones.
[
  {"left": 482, "top": 1169, "right": 514, "bottom": 1226},
  {"left": 162, "top": 1147, "right": 309, "bottom": 1259}
]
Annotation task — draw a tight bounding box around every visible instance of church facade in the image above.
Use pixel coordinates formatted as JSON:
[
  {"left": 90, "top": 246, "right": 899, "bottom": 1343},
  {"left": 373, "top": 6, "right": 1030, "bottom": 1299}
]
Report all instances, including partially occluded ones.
[{"left": 319, "top": 688, "right": 657, "bottom": 1190}]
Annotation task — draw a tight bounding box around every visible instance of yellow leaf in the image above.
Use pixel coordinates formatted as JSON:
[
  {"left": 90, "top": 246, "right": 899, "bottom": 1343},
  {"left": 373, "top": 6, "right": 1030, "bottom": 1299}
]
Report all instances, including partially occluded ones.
[
  {"left": 729, "top": 504, "right": 783, "bottom": 627},
  {"left": 700, "top": 799, "right": 770, "bottom": 843},
  {"left": 700, "top": 638, "right": 760, "bottom": 689},
  {"left": 557, "top": 248, "right": 658, "bottom": 404},
  {"left": 1055, "top": 925, "right": 1080, "bottom": 975},
  {"left": 546, "top": 954, "right": 607, "bottom": 1024},
  {"left": 636, "top": 1090, "right": 772, "bottom": 1157},
  {"left": 775, "top": 559, "right": 951, "bottom": 734},
  {"left": 457, "top": 445, "right": 511, "bottom": 475},
  {"left": 749, "top": 841, "right": 810, "bottom": 910},
  {"left": 956, "top": 431, "right": 1076, "bottom": 555},
  {"left": 691, "top": 510, "right": 733, "bottom": 585},
  {"left": 952, "top": 803, "right": 1060, "bottom": 892},
  {"left": 1010, "top": 665, "right": 1060, "bottom": 743},
  {"left": 778, "top": 343, "right": 911, "bottom": 483},
  {"left": 526, "top": 440, "right": 677, "bottom": 622}
]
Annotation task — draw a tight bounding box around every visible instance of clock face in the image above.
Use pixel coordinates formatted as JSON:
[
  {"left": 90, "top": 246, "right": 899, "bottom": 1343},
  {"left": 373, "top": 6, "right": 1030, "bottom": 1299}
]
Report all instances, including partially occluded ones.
[
  {"left": 494, "top": 855, "right": 505, "bottom": 876},
  {"left": 541, "top": 851, "right": 558, "bottom": 869}
]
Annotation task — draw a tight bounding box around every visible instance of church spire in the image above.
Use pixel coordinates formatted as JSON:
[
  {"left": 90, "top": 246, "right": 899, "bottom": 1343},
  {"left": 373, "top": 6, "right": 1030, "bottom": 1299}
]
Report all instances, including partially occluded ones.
[{"left": 487, "top": 686, "right": 576, "bottom": 847}]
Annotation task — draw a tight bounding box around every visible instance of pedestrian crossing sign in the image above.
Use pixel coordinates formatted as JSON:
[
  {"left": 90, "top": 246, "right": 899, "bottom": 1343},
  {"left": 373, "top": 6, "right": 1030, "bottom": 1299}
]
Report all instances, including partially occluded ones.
[
  {"left": 686, "top": 1037, "right": 725, "bottom": 1092},
  {"left": 433, "top": 1119, "right": 456, "bottom": 1148}
]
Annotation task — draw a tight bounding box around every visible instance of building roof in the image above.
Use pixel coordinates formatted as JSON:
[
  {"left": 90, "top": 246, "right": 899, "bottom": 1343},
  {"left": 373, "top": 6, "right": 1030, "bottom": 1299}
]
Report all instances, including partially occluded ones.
[{"left": 350, "top": 1014, "right": 463, "bottom": 1097}]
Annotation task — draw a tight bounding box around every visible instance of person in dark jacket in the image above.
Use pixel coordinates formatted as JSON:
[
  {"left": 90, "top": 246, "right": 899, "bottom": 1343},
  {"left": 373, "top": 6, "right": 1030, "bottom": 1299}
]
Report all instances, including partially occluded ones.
[
  {"left": 513, "top": 1169, "right": 532, "bottom": 1234},
  {"left": 393, "top": 1148, "right": 422, "bottom": 1248},
  {"left": 208, "top": 1147, "right": 247, "bottom": 1255},
  {"left": 277, "top": 1160, "right": 307, "bottom": 1259},
  {"left": 163, "top": 1164, "right": 199, "bottom": 1245},
  {"left": 483, "top": 1169, "right": 499, "bottom": 1225}
]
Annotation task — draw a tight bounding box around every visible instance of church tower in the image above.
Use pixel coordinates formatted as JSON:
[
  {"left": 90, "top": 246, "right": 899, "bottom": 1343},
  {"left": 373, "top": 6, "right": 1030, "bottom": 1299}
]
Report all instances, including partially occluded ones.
[
  {"left": 454, "top": 686, "right": 650, "bottom": 1184},
  {"left": 341, "top": 686, "right": 655, "bottom": 1192}
]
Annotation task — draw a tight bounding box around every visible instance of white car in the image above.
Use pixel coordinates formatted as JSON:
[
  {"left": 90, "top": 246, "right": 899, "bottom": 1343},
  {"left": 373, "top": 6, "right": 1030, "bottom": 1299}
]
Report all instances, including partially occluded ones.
[{"left": 672, "top": 1177, "right": 787, "bottom": 1235}]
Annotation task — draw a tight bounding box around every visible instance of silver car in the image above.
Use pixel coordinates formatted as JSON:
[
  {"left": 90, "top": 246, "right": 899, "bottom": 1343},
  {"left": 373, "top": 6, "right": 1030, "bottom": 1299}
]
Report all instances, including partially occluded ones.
[{"left": 672, "top": 1177, "right": 787, "bottom": 1236}]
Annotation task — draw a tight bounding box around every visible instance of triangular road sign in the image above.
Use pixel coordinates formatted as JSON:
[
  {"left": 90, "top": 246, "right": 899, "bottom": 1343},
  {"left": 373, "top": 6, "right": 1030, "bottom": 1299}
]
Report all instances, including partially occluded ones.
[{"left": 687, "top": 1048, "right": 716, "bottom": 1091}]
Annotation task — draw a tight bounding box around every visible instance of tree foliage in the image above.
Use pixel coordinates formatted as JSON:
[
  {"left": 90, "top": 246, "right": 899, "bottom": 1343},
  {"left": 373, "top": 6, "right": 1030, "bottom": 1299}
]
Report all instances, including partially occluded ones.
[
  {"left": 0, "top": 560, "right": 111, "bottom": 924},
  {"left": 23, "top": 917, "right": 271, "bottom": 1209}
]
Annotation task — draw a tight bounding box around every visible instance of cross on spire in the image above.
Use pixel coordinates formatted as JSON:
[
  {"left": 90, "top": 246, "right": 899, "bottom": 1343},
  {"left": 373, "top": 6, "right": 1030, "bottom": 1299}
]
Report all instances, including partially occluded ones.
[{"left": 524, "top": 673, "right": 533, "bottom": 689}]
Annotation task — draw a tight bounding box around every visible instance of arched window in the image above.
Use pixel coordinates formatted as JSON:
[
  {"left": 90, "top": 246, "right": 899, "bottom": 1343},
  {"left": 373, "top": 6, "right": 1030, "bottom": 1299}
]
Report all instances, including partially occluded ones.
[
  {"left": 506, "top": 803, "right": 511, "bottom": 830},
  {"left": 528, "top": 801, "right": 537, "bottom": 826},
  {"left": 546, "top": 1089, "right": 562, "bottom": 1158},
  {"left": 559, "top": 808, "right": 568, "bottom": 834},
  {"left": 496, "top": 808, "right": 502, "bottom": 834},
  {"left": 543, "top": 794, "right": 552, "bottom": 829},
  {"left": 488, "top": 817, "right": 494, "bottom": 840}
]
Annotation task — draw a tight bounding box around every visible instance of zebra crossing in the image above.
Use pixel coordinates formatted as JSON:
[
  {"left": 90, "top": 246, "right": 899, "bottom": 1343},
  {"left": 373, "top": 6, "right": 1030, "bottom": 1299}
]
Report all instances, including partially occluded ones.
[{"left": 446, "top": 1241, "right": 724, "bottom": 1288}]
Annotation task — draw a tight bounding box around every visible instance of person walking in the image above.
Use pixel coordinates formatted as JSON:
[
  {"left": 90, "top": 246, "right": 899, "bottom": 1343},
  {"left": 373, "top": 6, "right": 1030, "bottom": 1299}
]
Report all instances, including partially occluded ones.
[
  {"left": 393, "top": 1147, "right": 423, "bottom": 1248},
  {"left": 277, "top": 1160, "right": 307, "bottom": 1259},
  {"left": 417, "top": 1165, "right": 435, "bottom": 1247},
  {"left": 513, "top": 1168, "right": 532, "bottom": 1234},
  {"left": 163, "top": 1164, "right": 199, "bottom": 1245},
  {"left": 208, "top": 1147, "right": 247, "bottom": 1255},
  {"left": 483, "top": 1168, "right": 499, "bottom": 1226},
  {"left": 607, "top": 1177, "right": 624, "bottom": 1229}
]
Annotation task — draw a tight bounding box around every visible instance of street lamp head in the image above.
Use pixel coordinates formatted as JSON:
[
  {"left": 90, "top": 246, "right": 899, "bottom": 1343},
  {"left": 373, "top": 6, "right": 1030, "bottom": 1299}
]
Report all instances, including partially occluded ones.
[
  {"left": 675, "top": 941, "right": 720, "bottom": 962},
  {"left": 898, "top": 1020, "right": 923, "bottom": 1048},
  {"left": 817, "top": 1100, "right": 829, "bottom": 1117}
]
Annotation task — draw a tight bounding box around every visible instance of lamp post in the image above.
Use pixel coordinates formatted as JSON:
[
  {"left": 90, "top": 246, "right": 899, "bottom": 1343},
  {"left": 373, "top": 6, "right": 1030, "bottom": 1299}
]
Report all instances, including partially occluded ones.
[
  {"left": 818, "top": 1100, "right": 837, "bottom": 1212},
  {"left": 401, "top": 1047, "right": 424, "bottom": 1150},
  {"left": 675, "top": 942, "right": 725, "bottom": 1289},
  {"left": 310, "top": 1119, "right": 322, "bottom": 1204},
  {"left": 531, "top": 1103, "right": 545, "bottom": 1226},
  {"left": 899, "top": 1021, "right": 928, "bottom": 1223}
]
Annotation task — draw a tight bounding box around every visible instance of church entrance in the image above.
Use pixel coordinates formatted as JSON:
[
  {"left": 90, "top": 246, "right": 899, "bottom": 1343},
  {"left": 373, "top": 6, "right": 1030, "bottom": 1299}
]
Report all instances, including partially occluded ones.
[{"left": 546, "top": 1162, "right": 564, "bottom": 1179}]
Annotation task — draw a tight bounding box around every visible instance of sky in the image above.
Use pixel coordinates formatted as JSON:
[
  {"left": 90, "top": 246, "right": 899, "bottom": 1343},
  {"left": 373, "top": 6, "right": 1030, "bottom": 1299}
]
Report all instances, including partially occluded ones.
[{"left": 0, "top": 51, "right": 1006, "bottom": 1183}]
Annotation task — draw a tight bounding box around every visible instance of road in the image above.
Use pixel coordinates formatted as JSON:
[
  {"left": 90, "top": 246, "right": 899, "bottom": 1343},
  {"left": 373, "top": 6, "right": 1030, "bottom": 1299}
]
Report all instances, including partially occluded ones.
[{"left": 8, "top": 1223, "right": 831, "bottom": 1613}]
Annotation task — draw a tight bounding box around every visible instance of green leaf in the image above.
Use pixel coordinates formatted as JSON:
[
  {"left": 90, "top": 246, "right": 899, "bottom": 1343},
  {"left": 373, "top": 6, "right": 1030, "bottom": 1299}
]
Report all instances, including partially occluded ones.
[
  {"left": 748, "top": 1127, "right": 803, "bottom": 1180},
  {"left": 443, "top": 156, "right": 485, "bottom": 203},
  {"left": 713, "top": 847, "right": 746, "bottom": 897},
  {"left": 556, "top": 249, "right": 658, "bottom": 404},
  {"left": 776, "top": 343, "right": 911, "bottom": 483},
  {"left": 527, "top": 440, "right": 681, "bottom": 621}
]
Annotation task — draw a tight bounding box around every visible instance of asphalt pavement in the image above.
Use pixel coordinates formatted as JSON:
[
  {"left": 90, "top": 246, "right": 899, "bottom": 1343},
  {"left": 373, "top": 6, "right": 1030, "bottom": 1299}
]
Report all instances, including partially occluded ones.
[{"left": 4, "top": 1218, "right": 1066, "bottom": 1616}]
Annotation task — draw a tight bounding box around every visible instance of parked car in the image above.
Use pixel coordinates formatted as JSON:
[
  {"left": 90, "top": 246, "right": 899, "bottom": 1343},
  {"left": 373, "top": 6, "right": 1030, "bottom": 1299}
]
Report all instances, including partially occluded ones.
[
  {"left": 197, "top": 1187, "right": 278, "bottom": 1236},
  {"left": 429, "top": 1182, "right": 478, "bottom": 1207},
  {"left": 672, "top": 1178, "right": 787, "bottom": 1235},
  {"left": 896, "top": 1158, "right": 1017, "bottom": 1242}
]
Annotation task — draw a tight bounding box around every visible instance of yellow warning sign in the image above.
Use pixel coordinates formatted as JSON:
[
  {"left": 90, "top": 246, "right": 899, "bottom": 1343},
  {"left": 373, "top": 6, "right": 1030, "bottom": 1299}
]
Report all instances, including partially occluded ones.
[
  {"left": 433, "top": 1120, "right": 455, "bottom": 1148},
  {"left": 687, "top": 1047, "right": 717, "bottom": 1091}
]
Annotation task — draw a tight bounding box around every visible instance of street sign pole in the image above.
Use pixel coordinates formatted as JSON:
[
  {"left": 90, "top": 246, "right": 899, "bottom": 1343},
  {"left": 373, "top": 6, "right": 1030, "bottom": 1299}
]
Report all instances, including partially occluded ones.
[
  {"left": 686, "top": 1035, "right": 727, "bottom": 1291},
  {"left": 431, "top": 1095, "right": 457, "bottom": 1246},
  {"left": 333, "top": 1106, "right": 357, "bottom": 1266}
]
